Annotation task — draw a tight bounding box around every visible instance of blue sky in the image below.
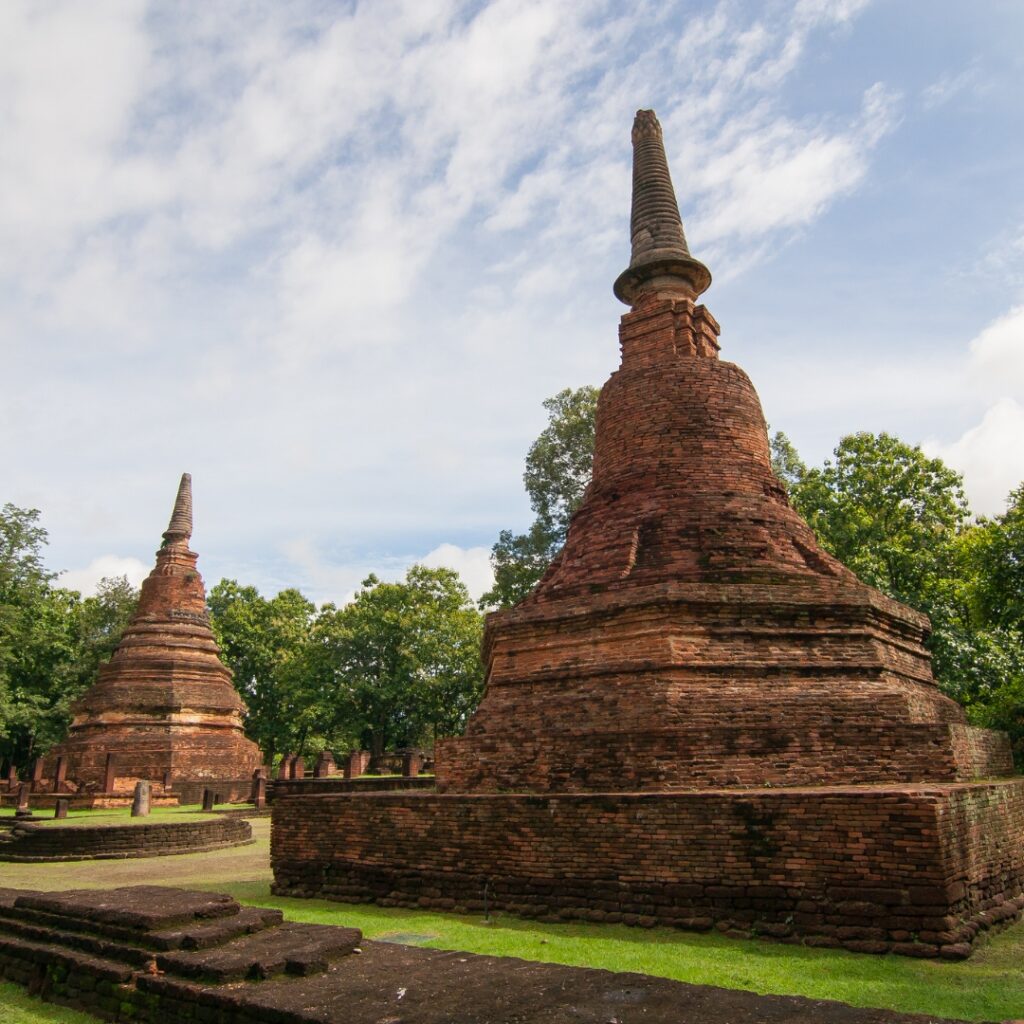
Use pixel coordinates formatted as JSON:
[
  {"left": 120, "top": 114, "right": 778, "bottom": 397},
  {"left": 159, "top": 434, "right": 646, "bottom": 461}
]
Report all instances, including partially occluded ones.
[{"left": 3, "top": 0, "right": 1023, "bottom": 604}]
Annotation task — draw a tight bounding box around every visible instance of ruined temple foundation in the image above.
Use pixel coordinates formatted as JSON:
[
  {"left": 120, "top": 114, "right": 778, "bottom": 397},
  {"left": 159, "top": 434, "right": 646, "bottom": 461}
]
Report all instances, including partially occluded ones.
[
  {"left": 271, "top": 111, "right": 1024, "bottom": 957},
  {"left": 41, "top": 475, "right": 262, "bottom": 802}
]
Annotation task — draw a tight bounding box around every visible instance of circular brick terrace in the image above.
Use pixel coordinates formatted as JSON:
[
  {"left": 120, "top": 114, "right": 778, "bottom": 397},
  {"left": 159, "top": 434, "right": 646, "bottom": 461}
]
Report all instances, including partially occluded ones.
[{"left": 0, "top": 813, "right": 252, "bottom": 862}]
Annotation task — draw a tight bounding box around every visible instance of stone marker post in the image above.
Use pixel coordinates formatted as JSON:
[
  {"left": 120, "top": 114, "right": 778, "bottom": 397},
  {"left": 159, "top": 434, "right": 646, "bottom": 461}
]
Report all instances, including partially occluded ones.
[
  {"left": 131, "top": 780, "right": 152, "bottom": 817},
  {"left": 277, "top": 756, "right": 291, "bottom": 781},
  {"left": 102, "top": 753, "right": 117, "bottom": 793},
  {"left": 291, "top": 756, "right": 305, "bottom": 780},
  {"left": 54, "top": 797, "right": 70, "bottom": 819},
  {"left": 5, "top": 764, "right": 16, "bottom": 790},
  {"left": 15, "top": 782, "right": 31, "bottom": 817},
  {"left": 29, "top": 758, "right": 44, "bottom": 792},
  {"left": 202, "top": 788, "right": 215, "bottom": 812},
  {"left": 253, "top": 776, "right": 267, "bottom": 810},
  {"left": 53, "top": 756, "right": 67, "bottom": 793},
  {"left": 402, "top": 752, "right": 423, "bottom": 778},
  {"left": 162, "top": 770, "right": 172, "bottom": 791}
]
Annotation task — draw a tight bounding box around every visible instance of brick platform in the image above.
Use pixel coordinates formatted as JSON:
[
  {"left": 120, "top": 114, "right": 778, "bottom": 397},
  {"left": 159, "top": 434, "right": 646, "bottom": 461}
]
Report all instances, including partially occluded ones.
[
  {"left": 0, "top": 815, "right": 252, "bottom": 862},
  {"left": 271, "top": 782, "right": 1024, "bottom": 959},
  {"left": 270, "top": 109, "right": 1024, "bottom": 958}
]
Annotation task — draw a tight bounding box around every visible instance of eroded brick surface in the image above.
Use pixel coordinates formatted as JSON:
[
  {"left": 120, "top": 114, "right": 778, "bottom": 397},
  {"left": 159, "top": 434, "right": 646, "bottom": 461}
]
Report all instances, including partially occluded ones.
[{"left": 269, "top": 109, "right": 1024, "bottom": 959}]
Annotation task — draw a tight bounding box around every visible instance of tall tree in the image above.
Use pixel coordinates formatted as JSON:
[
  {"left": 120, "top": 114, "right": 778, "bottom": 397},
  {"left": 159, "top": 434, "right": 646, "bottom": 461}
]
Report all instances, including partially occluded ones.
[
  {"left": 482, "top": 386, "right": 599, "bottom": 608},
  {"left": 789, "top": 432, "right": 969, "bottom": 606},
  {"left": 207, "top": 580, "right": 318, "bottom": 766},
  {"left": 311, "top": 566, "right": 483, "bottom": 760},
  {"left": 0, "top": 505, "right": 83, "bottom": 769}
]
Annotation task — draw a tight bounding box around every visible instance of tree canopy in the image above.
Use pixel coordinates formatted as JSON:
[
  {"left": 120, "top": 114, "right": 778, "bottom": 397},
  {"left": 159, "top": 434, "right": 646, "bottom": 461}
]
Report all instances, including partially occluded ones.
[
  {"left": 481, "top": 385, "right": 599, "bottom": 608},
  {"left": 308, "top": 566, "right": 483, "bottom": 762},
  {"left": 0, "top": 504, "right": 138, "bottom": 772}
]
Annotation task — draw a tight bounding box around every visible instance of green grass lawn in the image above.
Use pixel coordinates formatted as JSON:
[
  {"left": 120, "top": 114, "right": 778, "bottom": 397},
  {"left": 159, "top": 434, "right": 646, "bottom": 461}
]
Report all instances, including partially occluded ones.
[
  {"left": 1, "top": 815, "right": 1022, "bottom": 1022},
  {"left": 2, "top": 803, "right": 248, "bottom": 827}
]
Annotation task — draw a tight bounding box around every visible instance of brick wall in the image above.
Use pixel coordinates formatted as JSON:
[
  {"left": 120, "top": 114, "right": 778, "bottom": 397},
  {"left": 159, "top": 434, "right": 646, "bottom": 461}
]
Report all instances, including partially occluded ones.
[
  {"left": 271, "top": 780, "right": 1024, "bottom": 958},
  {"left": 1, "top": 816, "right": 251, "bottom": 862}
]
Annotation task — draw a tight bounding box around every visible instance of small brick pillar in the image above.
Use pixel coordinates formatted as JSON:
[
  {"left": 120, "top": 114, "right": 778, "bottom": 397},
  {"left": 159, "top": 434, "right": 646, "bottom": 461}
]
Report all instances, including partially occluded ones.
[
  {"left": 202, "top": 788, "right": 216, "bottom": 812},
  {"left": 5, "top": 764, "right": 16, "bottom": 790},
  {"left": 249, "top": 767, "right": 266, "bottom": 802},
  {"left": 54, "top": 797, "right": 70, "bottom": 819},
  {"left": 314, "top": 751, "right": 335, "bottom": 778},
  {"left": 253, "top": 776, "right": 267, "bottom": 810},
  {"left": 131, "top": 780, "right": 151, "bottom": 817},
  {"left": 52, "top": 756, "right": 67, "bottom": 793},
  {"left": 402, "top": 752, "right": 423, "bottom": 778},
  {"left": 277, "top": 755, "right": 292, "bottom": 781},
  {"left": 162, "top": 770, "right": 173, "bottom": 791},
  {"left": 29, "top": 758, "right": 44, "bottom": 792},
  {"left": 291, "top": 756, "right": 305, "bottom": 780},
  {"left": 102, "top": 753, "right": 117, "bottom": 793},
  {"left": 15, "top": 782, "right": 31, "bottom": 817},
  {"left": 344, "top": 750, "right": 366, "bottom": 780}
]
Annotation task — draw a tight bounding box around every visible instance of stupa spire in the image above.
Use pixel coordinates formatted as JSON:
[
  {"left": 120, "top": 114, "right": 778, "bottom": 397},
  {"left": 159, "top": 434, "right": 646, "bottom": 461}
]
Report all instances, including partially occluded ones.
[
  {"left": 613, "top": 109, "right": 711, "bottom": 305},
  {"left": 162, "top": 472, "right": 193, "bottom": 546}
]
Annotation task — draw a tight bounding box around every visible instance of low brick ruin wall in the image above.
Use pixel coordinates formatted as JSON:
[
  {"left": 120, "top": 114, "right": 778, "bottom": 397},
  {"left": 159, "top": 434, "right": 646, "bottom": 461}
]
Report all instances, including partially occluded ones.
[
  {"left": 271, "top": 777, "right": 434, "bottom": 799},
  {"left": 271, "top": 780, "right": 1024, "bottom": 959},
  {"left": 0, "top": 815, "right": 252, "bottom": 861}
]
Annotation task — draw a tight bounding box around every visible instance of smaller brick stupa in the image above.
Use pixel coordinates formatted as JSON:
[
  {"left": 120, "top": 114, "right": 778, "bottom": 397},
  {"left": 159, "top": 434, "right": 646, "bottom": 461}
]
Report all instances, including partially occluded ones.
[{"left": 44, "top": 474, "right": 261, "bottom": 800}]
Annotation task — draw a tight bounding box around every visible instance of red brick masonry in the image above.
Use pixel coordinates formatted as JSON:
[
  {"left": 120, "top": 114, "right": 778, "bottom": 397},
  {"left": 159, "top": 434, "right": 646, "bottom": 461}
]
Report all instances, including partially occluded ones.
[
  {"left": 272, "top": 114, "right": 1024, "bottom": 958},
  {"left": 271, "top": 781, "right": 1024, "bottom": 958}
]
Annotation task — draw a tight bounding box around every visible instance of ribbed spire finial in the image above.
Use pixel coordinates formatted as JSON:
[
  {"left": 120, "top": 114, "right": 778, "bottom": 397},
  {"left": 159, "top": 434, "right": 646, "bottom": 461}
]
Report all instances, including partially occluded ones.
[
  {"left": 162, "top": 473, "right": 193, "bottom": 546},
  {"left": 613, "top": 109, "right": 711, "bottom": 305}
]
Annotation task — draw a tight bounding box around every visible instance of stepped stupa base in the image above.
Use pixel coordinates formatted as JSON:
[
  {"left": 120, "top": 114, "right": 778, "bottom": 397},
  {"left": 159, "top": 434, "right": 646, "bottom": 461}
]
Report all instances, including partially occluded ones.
[{"left": 271, "top": 780, "right": 1024, "bottom": 958}]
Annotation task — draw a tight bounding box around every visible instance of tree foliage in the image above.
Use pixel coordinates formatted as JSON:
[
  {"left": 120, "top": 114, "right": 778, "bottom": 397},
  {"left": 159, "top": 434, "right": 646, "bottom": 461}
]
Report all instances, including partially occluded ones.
[
  {"left": 0, "top": 504, "right": 138, "bottom": 772},
  {"left": 207, "top": 581, "right": 319, "bottom": 766},
  {"left": 310, "top": 566, "right": 483, "bottom": 760},
  {"left": 482, "top": 386, "right": 599, "bottom": 608}
]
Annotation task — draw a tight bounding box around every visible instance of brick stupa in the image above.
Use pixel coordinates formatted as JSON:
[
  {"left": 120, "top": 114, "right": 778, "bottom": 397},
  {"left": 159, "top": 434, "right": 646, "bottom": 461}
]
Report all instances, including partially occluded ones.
[
  {"left": 272, "top": 111, "right": 1024, "bottom": 958},
  {"left": 45, "top": 475, "right": 261, "bottom": 798}
]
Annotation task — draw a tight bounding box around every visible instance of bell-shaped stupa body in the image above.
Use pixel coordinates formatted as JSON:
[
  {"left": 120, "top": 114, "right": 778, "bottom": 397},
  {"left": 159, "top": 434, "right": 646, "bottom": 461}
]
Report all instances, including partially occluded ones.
[
  {"left": 47, "top": 475, "right": 262, "bottom": 792},
  {"left": 437, "top": 110, "right": 1007, "bottom": 795}
]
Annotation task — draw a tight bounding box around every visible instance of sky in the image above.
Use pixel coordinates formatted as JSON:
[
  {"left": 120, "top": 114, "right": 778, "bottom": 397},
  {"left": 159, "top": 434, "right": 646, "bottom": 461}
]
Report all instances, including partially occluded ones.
[{"left": 3, "top": 0, "right": 1023, "bottom": 606}]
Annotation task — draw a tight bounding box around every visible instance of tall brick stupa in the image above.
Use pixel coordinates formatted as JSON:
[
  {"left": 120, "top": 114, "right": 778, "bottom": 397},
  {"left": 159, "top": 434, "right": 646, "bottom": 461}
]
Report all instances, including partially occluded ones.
[
  {"left": 272, "top": 111, "right": 1024, "bottom": 958},
  {"left": 45, "top": 474, "right": 262, "bottom": 798}
]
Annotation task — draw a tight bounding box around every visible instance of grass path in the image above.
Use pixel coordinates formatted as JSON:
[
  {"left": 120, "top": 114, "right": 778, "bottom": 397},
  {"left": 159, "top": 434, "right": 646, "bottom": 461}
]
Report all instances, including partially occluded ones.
[{"left": 1, "top": 817, "right": 1022, "bottom": 1021}]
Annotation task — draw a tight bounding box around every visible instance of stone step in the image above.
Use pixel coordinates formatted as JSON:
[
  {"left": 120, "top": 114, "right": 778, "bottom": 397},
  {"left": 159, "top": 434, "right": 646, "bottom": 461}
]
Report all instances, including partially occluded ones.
[
  {"left": 155, "top": 921, "right": 362, "bottom": 982},
  {"left": 13, "top": 886, "right": 240, "bottom": 932},
  {"left": 0, "top": 892, "right": 281, "bottom": 952}
]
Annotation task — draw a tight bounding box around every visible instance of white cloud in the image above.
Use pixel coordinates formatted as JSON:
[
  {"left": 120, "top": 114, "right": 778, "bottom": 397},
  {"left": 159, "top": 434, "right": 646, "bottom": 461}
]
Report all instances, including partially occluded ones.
[
  {"left": 920, "top": 307, "right": 1024, "bottom": 515},
  {"left": 967, "top": 305, "right": 1024, "bottom": 398},
  {"left": 60, "top": 555, "right": 150, "bottom": 596},
  {"left": 925, "top": 399, "right": 1024, "bottom": 516},
  {"left": 421, "top": 543, "right": 495, "bottom": 601},
  {"left": 921, "top": 65, "right": 987, "bottom": 111}
]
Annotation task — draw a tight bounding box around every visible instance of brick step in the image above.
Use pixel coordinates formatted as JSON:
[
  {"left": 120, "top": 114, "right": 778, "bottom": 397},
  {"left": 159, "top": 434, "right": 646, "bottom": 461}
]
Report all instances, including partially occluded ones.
[
  {"left": 154, "top": 921, "right": 361, "bottom": 982},
  {"left": 0, "top": 903, "right": 284, "bottom": 955}
]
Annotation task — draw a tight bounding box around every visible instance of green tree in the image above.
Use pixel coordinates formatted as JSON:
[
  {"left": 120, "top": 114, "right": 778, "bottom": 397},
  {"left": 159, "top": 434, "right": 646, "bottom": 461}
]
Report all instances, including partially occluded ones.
[
  {"left": 769, "top": 429, "right": 806, "bottom": 493},
  {"left": 207, "top": 580, "right": 318, "bottom": 766},
  {"left": 789, "top": 432, "right": 969, "bottom": 606},
  {"left": 0, "top": 505, "right": 83, "bottom": 770},
  {"left": 482, "top": 386, "right": 599, "bottom": 608},
  {"left": 311, "top": 566, "right": 483, "bottom": 761},
  {"left": 68, "top": 575, "right": 139, "bottom": 693}
]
